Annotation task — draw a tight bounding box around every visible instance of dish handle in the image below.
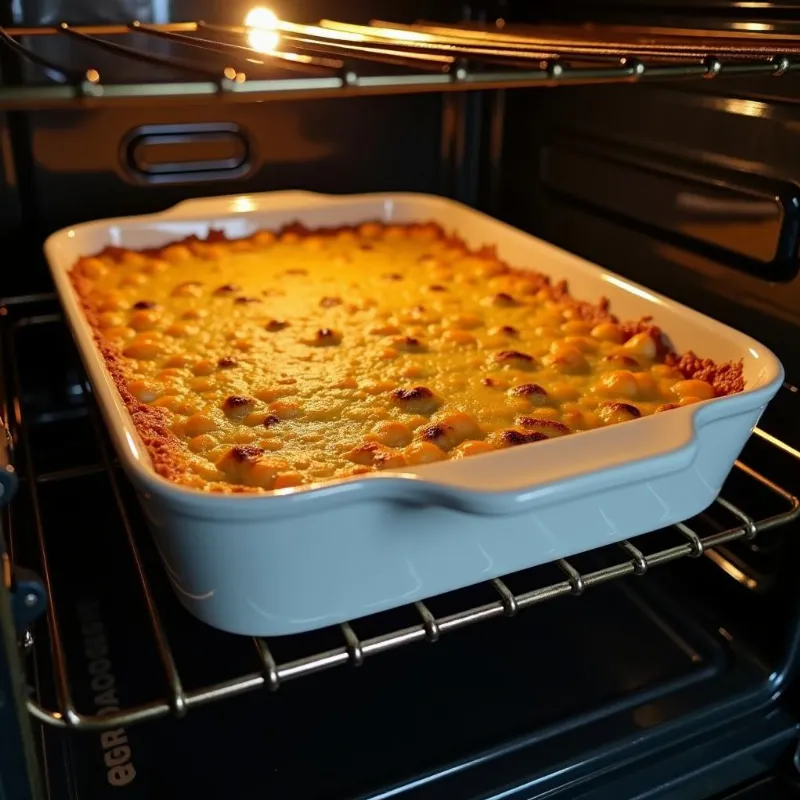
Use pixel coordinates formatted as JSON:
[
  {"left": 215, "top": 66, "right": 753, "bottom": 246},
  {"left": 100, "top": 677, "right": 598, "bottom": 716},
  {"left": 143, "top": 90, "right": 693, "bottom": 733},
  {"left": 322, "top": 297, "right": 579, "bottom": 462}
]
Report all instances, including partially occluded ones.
[{"left": 413, "top": 403, "right": 728, "bottom": 504}]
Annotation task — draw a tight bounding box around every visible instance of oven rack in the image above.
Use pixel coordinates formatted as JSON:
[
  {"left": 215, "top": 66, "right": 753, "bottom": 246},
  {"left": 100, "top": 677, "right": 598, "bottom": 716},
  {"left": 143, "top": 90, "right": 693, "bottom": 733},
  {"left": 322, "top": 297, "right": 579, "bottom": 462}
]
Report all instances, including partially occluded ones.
[
  {"left": 0, "top": 19, "right": 800, "bottom": 109},
  {"left": 1, "top": 298, "right": 798, "bottom": 732}
]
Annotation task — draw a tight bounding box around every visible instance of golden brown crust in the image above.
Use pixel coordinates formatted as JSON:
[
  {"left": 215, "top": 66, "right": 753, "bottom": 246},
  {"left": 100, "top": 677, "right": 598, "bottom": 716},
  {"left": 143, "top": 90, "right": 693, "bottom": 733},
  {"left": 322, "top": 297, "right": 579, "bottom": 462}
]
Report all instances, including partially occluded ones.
[
  {"left": 72, "top": 221, "right": 467, "bottom": 494},
  {"left": 665, "top": 351, "right": 745, "bottom": 396},
  {"left": 76, "top": 297, "right": 197, "bottom": 488},
  {"left": 70, "top": 219, "right": 746, "bottom": 494}
]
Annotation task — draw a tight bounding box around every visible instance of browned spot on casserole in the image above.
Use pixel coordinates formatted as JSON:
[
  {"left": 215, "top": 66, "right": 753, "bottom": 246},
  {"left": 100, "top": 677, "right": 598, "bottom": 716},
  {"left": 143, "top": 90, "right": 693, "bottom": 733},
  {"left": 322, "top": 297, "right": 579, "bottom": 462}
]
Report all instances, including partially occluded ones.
[
  {"left": 229, "top": 445, "right": 264, "bottom": 463},
  {"left": 516, "top": 417, "right": 571, "bottom": 436},
  {"left": 599, "top": 401, "right": 642, "bottom": 421},
  {"left": 421, "top": 423, "right": 451, "bottom": 442},
  {"left": 496, "top": 350, "right": 534, "bottom": 363},
  {"left": 500, "top": 429, "right": 549, "bottom": 446},
  {"left": 223, "top": 395, "right": 252, "bottom": 411},
  {"left": 312, "top": 328, "right": 341, "bottom": 346},
  {"left": 392, "top": 387, "right": 433, "bottom": 402},
  {"left": 510, "top": 383, "right": 547, "bottom": 398}
]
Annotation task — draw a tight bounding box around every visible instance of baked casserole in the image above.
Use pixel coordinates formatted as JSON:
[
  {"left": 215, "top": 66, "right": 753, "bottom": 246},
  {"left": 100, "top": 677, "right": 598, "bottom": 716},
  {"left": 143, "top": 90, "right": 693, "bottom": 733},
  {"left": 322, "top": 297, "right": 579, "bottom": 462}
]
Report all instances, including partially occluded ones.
[{"left": 70, "top": 221, "right": 744, "bottom": 492}]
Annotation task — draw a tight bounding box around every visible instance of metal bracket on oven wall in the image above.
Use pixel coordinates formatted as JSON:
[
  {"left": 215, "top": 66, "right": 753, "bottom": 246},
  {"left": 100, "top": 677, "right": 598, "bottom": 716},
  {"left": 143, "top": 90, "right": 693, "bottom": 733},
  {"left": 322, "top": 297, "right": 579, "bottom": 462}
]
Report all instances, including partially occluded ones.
[{"left": 120, "top": 122, "right": 253, "bottom": 186}]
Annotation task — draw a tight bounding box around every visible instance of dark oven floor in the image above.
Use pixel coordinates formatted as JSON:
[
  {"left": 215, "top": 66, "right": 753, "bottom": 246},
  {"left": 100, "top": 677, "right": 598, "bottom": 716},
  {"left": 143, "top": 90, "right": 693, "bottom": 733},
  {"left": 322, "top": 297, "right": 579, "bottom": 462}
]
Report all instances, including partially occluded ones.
[{"left": 3, "top": 296, "right": 800, "bottom": 800}]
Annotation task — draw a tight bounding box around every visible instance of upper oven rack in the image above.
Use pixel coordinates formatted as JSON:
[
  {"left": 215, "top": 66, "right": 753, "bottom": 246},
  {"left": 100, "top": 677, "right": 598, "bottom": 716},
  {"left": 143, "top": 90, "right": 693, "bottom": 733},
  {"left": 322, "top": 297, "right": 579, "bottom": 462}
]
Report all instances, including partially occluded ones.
[
  {"left": 2, "top": 297, "right": 799, "bottom": 732},
  {"left": 1, "top": 18, "right": 800, "bottom": 109}
]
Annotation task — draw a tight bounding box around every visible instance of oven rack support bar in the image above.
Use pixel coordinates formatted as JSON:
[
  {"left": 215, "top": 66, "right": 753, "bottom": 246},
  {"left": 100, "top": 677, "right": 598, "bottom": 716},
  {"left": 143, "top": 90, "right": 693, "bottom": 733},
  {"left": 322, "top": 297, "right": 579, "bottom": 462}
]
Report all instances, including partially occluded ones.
[
  {"left": 0, "top": 20, "right": 796, "bottom": 109},
  {"left": 56, "top": 23, "right": 245, "bottom": 87}
]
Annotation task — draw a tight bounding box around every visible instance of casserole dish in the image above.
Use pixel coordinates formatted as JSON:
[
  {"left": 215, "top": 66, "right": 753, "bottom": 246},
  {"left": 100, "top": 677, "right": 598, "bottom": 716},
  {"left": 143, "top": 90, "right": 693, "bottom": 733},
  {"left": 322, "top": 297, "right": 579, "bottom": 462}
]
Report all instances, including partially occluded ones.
[{"left": 45, "top": 191, "right": 783, "bottom": 636}]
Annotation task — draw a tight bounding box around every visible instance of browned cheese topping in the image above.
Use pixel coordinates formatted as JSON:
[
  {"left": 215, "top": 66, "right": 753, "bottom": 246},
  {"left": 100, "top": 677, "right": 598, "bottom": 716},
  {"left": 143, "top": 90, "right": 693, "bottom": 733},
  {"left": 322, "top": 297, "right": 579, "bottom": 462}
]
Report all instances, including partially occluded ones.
[{"left": 70, "top": 221, "right": 744, "bottom": 492}]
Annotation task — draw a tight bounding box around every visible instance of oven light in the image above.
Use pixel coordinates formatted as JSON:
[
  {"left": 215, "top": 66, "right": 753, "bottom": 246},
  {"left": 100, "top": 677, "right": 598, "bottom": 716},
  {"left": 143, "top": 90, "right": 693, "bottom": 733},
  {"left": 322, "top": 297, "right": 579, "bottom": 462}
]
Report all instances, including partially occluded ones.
[
  {"left": 245, "top": 7, "right": 280, "bottom": 53},
  {"left": 245, "top": 6, "right": 277, "bottom": 28}
]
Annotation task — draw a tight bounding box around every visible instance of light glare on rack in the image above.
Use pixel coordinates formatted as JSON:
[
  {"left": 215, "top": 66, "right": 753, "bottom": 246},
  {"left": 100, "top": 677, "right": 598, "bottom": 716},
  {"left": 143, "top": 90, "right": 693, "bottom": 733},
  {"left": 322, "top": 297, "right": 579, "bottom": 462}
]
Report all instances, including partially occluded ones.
[{"left": 245, "top": 7, "right": 280, "bottom": 53}]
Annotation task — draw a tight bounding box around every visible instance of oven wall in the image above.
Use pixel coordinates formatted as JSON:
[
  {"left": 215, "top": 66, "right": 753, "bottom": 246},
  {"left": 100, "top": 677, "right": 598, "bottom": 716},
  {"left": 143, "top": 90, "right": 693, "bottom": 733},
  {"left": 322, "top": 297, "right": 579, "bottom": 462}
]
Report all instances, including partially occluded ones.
[
  {"left": 499, "top": 4, "right": 800, "bottom": 381},
  {"left": 501, "top": 82, "right": 800, "bottom": 378},
  {"left": 25, "top": 96, "right": 446, "bottom": 227}
]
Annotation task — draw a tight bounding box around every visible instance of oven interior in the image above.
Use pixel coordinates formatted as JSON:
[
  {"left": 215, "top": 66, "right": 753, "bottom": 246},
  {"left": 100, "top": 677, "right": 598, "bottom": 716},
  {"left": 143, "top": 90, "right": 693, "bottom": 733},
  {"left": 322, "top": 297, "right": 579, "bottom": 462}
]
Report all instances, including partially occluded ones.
[{"left": 2, "top": 3, "right": 800, "bottom": 799}]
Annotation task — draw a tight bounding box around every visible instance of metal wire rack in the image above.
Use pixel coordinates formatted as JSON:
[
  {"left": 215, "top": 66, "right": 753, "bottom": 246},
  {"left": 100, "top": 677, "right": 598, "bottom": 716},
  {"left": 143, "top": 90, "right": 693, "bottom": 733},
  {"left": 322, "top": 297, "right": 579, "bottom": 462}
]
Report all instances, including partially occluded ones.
[
  {"left": 1, "top": 297, "right": 798, "bottom": 732},
  {"left": 1, "top": 17, "right": 800, "bottom": 109}
]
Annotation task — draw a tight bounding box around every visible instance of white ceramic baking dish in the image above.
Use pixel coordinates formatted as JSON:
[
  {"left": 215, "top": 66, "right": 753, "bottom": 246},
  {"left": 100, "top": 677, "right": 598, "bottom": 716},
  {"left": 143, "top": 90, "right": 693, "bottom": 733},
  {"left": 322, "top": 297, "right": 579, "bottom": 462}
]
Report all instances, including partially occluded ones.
[{"left": 45, "top": 191, "right": 783, "bottom": 636}]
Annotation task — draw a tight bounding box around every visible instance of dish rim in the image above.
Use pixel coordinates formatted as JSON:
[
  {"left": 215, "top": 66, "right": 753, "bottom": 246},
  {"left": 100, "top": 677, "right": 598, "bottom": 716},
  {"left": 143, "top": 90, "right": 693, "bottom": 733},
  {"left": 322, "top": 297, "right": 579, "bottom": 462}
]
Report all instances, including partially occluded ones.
[{"left": 44, "top": 190, "right": 784, "bottom": 516}]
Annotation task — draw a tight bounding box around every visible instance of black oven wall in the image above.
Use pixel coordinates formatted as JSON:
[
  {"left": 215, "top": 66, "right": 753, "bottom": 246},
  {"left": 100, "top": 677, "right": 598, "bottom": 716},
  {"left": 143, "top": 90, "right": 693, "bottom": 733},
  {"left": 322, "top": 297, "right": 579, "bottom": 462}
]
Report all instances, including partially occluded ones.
[
  {"left": 499, "top": 1, "right": 800, "bottom": 382},
  {"left": 501, "top": 79, "right": 800, "bottom": 381},
  {"left": 24, "top": 95, "right": 446, "bottom": 224}
]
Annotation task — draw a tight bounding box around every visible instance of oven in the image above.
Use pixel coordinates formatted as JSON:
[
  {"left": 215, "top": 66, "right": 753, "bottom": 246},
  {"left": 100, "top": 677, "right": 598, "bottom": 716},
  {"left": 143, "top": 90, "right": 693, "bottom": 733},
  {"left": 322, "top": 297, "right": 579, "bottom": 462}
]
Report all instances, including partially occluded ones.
[{"left": 3, "top": 2, "right": 800, "bottom": 799}]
